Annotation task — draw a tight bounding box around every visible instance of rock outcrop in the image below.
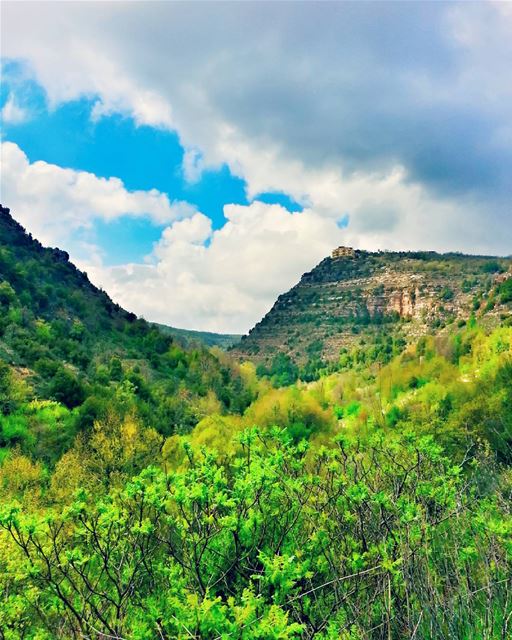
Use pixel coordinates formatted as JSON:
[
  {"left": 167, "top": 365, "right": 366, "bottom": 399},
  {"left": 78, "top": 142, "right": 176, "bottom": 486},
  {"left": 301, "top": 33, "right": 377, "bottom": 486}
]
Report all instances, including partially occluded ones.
[{"left": 233, "top": 249, "right": 512, "bottom": 364}]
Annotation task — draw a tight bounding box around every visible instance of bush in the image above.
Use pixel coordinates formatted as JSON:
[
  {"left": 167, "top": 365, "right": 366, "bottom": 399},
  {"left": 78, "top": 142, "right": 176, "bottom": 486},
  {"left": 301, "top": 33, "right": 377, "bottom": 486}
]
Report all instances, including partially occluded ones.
[
  {"left": 49, "top": 369, "right": 85, "bottom": 408},
  {"left": 499, "top": 278, "right": 512, "bottom": 304},
  {"left": 0, "top": 281, "right": 16, "bottom": 307},
  {"left": 1, "top": 431, "right": 510, "bottom": 639}
]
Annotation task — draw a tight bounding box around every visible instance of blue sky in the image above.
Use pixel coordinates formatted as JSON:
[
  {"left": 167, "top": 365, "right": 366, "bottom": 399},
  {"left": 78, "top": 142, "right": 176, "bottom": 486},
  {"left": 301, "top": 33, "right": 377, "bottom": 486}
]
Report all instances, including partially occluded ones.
[
  {"left": 1, "top": 63, "right": 303, "bottom": 265},
  {"left": 1, "top": 1, "right": 511, "bottom": 332}
]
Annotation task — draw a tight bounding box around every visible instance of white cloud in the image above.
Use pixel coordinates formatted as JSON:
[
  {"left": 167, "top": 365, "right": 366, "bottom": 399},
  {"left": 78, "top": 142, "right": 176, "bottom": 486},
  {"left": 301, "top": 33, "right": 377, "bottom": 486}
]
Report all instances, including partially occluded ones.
[
  {"left": 0, "top": 141, "right": 344, "bottom": 331},
  {"left": 182, "top": 147, "right": 205, "bottom": 184},
  {"left": 3, "top": 2, "right": 510, "bottom": 256},
  {"left": 223, "top": 141, "right": 511, "bottom": 255},
  {"left": 90, "top": 89, "right": 173, "bottom": 130},
  {"left": 1, "top": 93, "right": 28, "bottom": 125},
  {"left": 84, "top": 201, "right": 346, "bottom": 333},
  {"left": 2, "top": 139, "right": 509, "bottom": 333},
  {"left": 84, "top": 174, "right": 507, "bottom": 335},
  {"left": 2, "top": 1, "right": 511, "bottom": 206},
  {"left": 0, "top": 141, "right": 193, "bottom": 248}
]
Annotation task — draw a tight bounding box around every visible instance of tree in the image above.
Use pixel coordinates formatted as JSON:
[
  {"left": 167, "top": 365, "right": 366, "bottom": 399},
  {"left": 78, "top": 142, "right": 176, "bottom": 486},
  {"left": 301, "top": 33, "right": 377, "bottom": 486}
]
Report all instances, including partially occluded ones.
[{"left": 49, "top": 369, "right": 85, "bottom": 408}]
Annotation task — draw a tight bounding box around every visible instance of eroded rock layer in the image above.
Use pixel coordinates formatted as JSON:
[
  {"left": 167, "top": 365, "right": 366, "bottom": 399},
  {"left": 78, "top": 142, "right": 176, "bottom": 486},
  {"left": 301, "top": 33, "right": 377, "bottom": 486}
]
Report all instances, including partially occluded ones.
[{"left": 233, "top": 250, "right": 512, "bottom": 364}]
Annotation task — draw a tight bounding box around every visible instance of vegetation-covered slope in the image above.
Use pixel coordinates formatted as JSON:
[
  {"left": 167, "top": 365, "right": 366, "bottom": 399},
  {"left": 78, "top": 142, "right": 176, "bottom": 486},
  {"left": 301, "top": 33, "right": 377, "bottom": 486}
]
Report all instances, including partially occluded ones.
[
  {"left": 0, "top": 207, "right": 511, "bottom": 639},
  {"left": 0, "top": 204, "right": 254, "bottom": 458},
  {"left": 153, "top": 322, "right": 241, "bottom": 349}
]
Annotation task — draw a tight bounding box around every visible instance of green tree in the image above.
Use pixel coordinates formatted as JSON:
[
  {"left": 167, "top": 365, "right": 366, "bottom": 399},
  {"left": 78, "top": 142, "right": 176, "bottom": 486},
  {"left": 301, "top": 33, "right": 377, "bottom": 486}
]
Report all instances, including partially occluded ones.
[{"left": 49, "top": 369, "right": 85, "bottom": 408}]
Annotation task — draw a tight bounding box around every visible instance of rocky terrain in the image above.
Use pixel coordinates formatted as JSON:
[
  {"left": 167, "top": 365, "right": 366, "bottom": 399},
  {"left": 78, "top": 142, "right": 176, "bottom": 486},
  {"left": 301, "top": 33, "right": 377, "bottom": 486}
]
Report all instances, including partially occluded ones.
[{"left": 234, "top": 249, "right": 512, "bottom": 365}]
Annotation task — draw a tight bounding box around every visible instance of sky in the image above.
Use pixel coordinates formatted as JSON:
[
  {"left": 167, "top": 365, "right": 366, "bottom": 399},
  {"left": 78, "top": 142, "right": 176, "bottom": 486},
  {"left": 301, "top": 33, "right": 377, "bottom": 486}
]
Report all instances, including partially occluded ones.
[{"left": 1, "top": 1, "right": 511, "bottom": 333}]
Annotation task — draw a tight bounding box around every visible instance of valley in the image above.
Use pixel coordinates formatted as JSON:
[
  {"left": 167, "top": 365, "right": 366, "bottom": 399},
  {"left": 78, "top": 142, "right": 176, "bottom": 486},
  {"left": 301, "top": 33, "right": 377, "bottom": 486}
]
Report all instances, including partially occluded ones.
[{"left": 0, "top": 207, "right": 511, "bottom": 639}]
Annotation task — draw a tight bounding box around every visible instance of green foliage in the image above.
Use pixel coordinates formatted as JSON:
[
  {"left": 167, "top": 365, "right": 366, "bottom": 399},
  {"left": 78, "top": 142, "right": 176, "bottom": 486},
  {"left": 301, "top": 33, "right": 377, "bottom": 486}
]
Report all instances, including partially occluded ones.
[
  {"left": 498, "top": 277, "right": 512, "bottom": 303},
  {"left": 1, "top": 431, "right": 510, "bottom": 638},
  {"left": 236, "top": 248, "right": 512, "bottom": 367},
  {"left": 440, "top": 286, "right": 455, "bottom": 301},
  {"left": 0, "top": 280, "right": 16, "bottom": 307},
  {"left": 246, "top": 386, "right": 332, "bottom": 443},
  {"left": 154, "top": 321, "right": 241, "bottom": 349},
  {"left": 0, "top": 361, "right": 28, "bottom": 416},
  {"left": 258, "top": 353, "right": 299, "bottom": 387},
  {"left": 49, "top": 368, "right": 85, "bottom": 409},
  {"left": 0, "top": 208, "right": 256, "bottom": 451},
  {"left": 0, "top": 412, "right": 34, "bottom": 449},
  {"left": 481, "top": 260, "right": 503, "bottom": 273}
]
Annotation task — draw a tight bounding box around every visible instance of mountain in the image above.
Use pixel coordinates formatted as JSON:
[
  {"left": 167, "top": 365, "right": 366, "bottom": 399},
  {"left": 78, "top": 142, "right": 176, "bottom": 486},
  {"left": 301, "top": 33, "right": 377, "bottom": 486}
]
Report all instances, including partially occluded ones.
[
  {"left": 233, "top": 247, "right": 512, "bottom": 373},
  {"left": 0, "top": 205, "right": 143, "bottom": 367},
  {"left": 0, "top": 204, "right": 254, "bottom": 448},
  {"left": 152, "top": 322, "right": 241, "bottom": 349}
]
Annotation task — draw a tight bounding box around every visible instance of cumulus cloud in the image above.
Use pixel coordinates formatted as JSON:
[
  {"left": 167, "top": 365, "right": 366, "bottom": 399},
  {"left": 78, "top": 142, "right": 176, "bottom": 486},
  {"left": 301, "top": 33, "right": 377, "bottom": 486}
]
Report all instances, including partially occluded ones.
[
  {"left": 82, "top": 175, "right": 508, "bottom": 334},
  {"left": 0, "top": 141, "right": 345, "bottom": 331},
  {"left": 215, "top": 147, "right": 511, "bottom": 255},
  {"left": 0, "top": 141, "right": 193, "bottom": 248},
  {"left": 86, "top": 201, "right": 345, "bottom": 333},
  {"left": 2, "top": 140, "right": 509, "bottom": 332}
]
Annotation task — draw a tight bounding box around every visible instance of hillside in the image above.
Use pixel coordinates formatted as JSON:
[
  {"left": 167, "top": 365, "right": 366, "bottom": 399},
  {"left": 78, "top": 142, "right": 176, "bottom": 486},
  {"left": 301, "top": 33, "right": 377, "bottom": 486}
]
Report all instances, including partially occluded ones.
[
  {"left": 153, "top": 322, "right": 241, "bottom": 349},
  {"left": 0, "top": 205, "right": 146, "bottom": 368},
  {"left": 0, "top": 204, "right": 254, "bottom": 449},
  {"left": 234, "top": 248, "right": 512, "bottom": 374}
]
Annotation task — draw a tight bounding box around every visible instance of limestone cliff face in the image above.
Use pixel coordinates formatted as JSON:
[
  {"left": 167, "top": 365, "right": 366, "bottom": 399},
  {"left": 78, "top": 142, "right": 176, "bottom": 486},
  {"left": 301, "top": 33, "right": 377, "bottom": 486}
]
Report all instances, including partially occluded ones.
[
  {"left": 387, "top": 289, "right": 416, "bottom": 317},
  {"left": 233, "top": 250, "right": 512, "bottom": 364},
  {"left": 385, "top": 286, "right": 436, "bottom": 319}
]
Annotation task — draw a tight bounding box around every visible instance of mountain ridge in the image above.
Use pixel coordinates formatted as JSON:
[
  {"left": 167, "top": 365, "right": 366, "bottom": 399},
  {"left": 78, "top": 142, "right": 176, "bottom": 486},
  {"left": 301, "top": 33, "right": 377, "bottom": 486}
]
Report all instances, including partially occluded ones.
[{"left": 233, "top": 246, "right": 512, "bottom": 371}]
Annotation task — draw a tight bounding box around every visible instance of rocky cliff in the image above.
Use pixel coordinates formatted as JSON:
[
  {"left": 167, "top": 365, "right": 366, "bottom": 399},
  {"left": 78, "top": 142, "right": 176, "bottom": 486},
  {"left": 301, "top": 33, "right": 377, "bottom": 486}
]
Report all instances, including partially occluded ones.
[{"left": 233, "top": 249, "right": 512, "bottom": 365}]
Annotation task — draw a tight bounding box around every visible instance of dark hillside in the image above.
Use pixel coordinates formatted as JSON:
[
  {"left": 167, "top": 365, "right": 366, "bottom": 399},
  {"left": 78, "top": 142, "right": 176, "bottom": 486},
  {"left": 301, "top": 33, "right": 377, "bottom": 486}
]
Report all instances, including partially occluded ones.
[
  {"left": 0, "top": 205, "right": 254, "bottom": 458},
  {"left": 0, "top": 204, "right": 144, "bottom": 366},
  {"left": 153, "top": 322, "right": 241, "bottom": 349}
]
